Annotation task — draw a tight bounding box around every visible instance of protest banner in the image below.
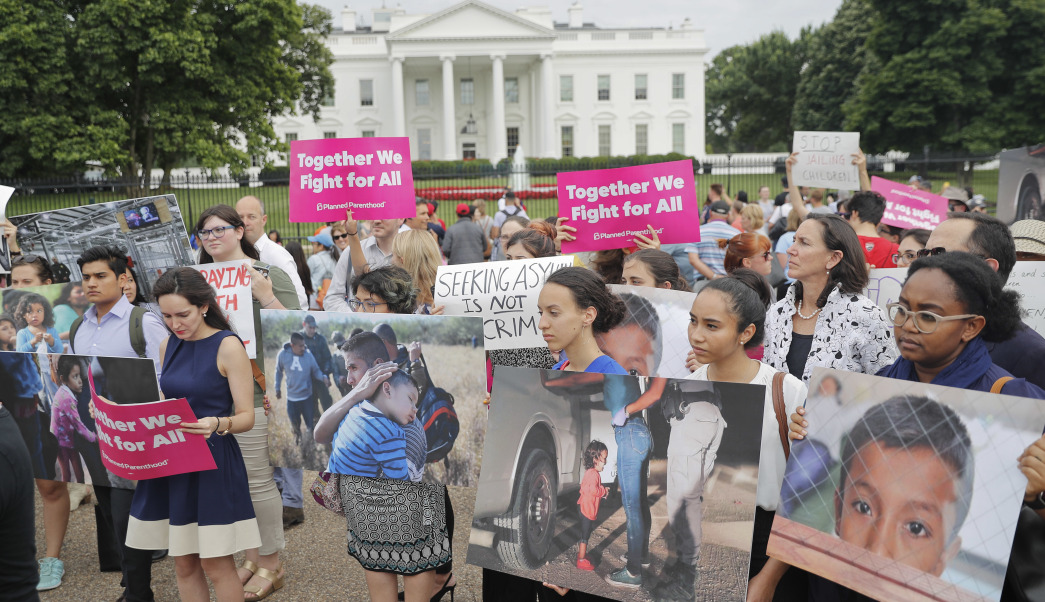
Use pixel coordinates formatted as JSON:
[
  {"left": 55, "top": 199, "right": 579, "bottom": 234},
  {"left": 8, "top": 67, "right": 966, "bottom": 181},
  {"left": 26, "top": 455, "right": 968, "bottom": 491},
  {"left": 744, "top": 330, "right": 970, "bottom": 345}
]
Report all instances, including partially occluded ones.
[
  {"left": 790, "top": 132, "right": 861, "bottom": 189},
  {"left": 193, "top": 260, "right": 256, "bottom": 358},
  {"left": 433, "top": 255, "right": 575, "bottom": 350},
  {"left": 604, "top": 284, "right": 695, "bottom": 378},
  {"left": 865, "top": 262, "right": 1045, "bottom": 338},
  {"left": 289, "top": 136, "right": 415, "bottom": 222},
  {"left": 89, "top": 367, "right": 216, "bottom": 480},
  {"left": 258, "top": 310, "right": 486, "bottom": 488},
  {"left": 872, "top": 176, "right": 949, "bottom": 230},
  {"left": 557, "top": 160, "right": 700, "bottom": 253},
  {"left": 769, "top": 368, "right": 1045, "bottom": 602},
  {"left": 470, "top": 367, "right": 764, "bottom": 601}
]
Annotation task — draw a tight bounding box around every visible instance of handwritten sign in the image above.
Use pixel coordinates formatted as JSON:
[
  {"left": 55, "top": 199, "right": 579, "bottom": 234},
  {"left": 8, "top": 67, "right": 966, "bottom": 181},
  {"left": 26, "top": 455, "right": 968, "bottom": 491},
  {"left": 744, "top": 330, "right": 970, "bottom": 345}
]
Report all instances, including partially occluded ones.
[
  {"left": 791, "top": 132, "right": 861, "bottom": 189},
  {"left": 557, "top": 160, "right": 700, "bottom": 253},
  {"left": 865, "top": 263, "right": 1045, "bottom": 338},
  {"left": 89, "top": 369, "right": 216, "bottom": 479},
  {"left": 872, "top": 176, "right": 949, "bottom": 230},
  {"left": 289, "top": 137, "right": 415, "bottom": 222},
  {"left": 193, "top": 261, "right": 256, "bottom": 358},
  {"left": 434, "top": 256, "right": 575, "bottom": 350}
]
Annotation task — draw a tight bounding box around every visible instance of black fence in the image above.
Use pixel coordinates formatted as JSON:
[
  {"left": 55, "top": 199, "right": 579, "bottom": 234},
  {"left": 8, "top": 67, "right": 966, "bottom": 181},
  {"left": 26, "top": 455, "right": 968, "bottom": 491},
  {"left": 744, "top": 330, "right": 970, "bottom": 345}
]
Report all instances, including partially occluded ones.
[{"left": 0, "top": 151, "right": 1004, "bottom": 237}]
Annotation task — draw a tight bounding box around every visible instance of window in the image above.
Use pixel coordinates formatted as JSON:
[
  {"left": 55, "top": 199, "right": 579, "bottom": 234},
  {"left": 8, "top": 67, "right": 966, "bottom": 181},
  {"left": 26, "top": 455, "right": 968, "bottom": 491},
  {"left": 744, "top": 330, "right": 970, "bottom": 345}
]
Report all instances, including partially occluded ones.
[
  {"left": 323, "top": 131, "right": 337, "bottom": 139},
  {"left": 362, "top": 130, "right": 376, "bottom": 138},
  {"left": 635, "top": 124, "right": 648, "bottom": 155},
  {"left": 460, "top": 78, "right": 474, "bottom": 105},
  {"left": 561, "top": 126, "right": 574, "bottom": 157},
  {"left": 360, "top": 79, "right": 374, "bottom": 106},
  {"left": 598, "top": 125, "right": 611, "bottom": 156},
  {"left": 672, "top": 73, "right": 685, "bottom": 100},
  {"left": 560, "top": 75, "right": 573, "bottom": 102},
  {"left": 462, "top": 142, "right": 476, "bottom": 160},
  {"left": 672, "top": 123, "right": 685, "bottom": 154},
  {"left": 251, "top": 155, "right": 260, "bottom": 168},
  {"left": 415, "top": 79, "right": 429, "bottom": 106},
  {"left": 320, "top": 90, "right": 335, "bottom": 107},
  {"left": 507, "top": 127, "right": 519, "bottom": 158},
  {"left": 417, "top": 128, "right": 431, "bottom": 160},
  {"left": 505, "top": 77, "right": 519, "bottom": 104},
  {"left": 597, "top": 75, "right": 610, "bottom": 101},
  {"left": 285, "top": 133, "right": 298, "bottom": 143},
  {"left": 634, "top": 74, "right": 647, "bottom": 100}
]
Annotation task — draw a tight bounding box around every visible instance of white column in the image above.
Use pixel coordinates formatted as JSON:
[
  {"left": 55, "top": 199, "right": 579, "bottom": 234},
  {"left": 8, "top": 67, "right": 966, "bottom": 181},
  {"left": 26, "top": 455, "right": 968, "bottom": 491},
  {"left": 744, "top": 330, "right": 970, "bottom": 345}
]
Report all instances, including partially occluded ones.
[
  {"left": 441, "top": 55, "right": 456, "bottom": 160},
  {"left": 391, "top": 56, "right": 405, "bottom": 137},
  {"left": 540, "top": 53, "right": 555, "bottom": 158},
  {"left": 490, "top": 54, "right": 506, "bottom": 164}
]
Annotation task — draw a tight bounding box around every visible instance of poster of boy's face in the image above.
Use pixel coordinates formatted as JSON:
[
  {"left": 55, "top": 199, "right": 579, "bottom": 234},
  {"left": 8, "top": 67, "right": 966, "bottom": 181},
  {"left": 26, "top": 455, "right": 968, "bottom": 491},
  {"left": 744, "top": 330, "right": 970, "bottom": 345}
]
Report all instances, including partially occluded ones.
[
  {"left": 469, "top": 367, "right": 764, "bottom": 601},
  {"left": 0, "top": 351, "right": 160, "bottom": 489},
  {"left": 769, "top": 368, "right": 1045, "bottom": 602},
  {"left": 603, "top": 284, "right": 695, "bottom": 378},
  {"left": 259, "top": 309, "right": 486, "bottom": 489}
]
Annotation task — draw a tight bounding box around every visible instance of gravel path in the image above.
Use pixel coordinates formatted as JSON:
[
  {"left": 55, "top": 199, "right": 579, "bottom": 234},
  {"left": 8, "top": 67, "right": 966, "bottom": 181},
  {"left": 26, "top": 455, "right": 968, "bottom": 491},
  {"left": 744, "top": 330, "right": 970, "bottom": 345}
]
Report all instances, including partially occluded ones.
[{"left": 35, "top": 476, "right": 483, "bottom": 601}]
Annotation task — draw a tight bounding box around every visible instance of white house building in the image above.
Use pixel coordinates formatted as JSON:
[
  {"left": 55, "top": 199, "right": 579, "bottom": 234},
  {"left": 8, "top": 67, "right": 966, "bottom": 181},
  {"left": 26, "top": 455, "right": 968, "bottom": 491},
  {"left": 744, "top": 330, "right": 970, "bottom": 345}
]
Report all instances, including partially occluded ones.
[{"left": 273, "top": 1, "right": 708, "bottom": 164}]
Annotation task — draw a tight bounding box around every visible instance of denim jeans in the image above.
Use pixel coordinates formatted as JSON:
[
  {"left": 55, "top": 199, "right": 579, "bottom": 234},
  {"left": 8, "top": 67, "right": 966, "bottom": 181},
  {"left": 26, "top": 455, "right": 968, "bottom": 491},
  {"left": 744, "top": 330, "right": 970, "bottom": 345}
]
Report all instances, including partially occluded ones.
[
  {"left": 286, "top": 397, "right": 314, "bottom": 440},
  {"left": 614, "top": 417, "right": 651, "bottom": 574},
  {"left": 272, "top": 467, "right": 303, "bottom": 508}
]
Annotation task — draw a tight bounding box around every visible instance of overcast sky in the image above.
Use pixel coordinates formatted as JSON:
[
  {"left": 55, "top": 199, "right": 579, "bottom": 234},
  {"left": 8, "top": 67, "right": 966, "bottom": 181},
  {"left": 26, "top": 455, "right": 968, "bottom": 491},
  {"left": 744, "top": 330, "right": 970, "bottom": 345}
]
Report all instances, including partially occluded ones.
[{"left": 311, "top": 0, "right": 842, "bottom": 59}]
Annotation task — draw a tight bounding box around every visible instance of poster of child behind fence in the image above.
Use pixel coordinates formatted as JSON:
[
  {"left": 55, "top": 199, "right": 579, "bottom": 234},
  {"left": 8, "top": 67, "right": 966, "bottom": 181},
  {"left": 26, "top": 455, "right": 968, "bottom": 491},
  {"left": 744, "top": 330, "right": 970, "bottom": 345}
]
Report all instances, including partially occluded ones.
[
  {"left": 768, "top": 368, "right": 1045, "bottom": 602},
  {"left": 0, "top": 350, "right": 160, "bottom": 489},
  {"left": 469, "top": 366, "right": 764, "bottom": 602},
  {"left": 259, "top": 309, "right": 486, "bottom": 488},
  {"left": 603, "top": 284, "right": 696, "bottom": 379}
]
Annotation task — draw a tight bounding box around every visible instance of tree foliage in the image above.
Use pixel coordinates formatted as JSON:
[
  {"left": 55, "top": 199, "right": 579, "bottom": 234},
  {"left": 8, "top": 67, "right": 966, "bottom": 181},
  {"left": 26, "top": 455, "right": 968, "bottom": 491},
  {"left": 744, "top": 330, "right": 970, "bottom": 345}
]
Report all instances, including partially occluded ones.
[
  {"left": 0, "top": 0, "right": 333, "bottom": 182},
  {"left": 705, "top": 30, "right": 812, "bottom": 153}
]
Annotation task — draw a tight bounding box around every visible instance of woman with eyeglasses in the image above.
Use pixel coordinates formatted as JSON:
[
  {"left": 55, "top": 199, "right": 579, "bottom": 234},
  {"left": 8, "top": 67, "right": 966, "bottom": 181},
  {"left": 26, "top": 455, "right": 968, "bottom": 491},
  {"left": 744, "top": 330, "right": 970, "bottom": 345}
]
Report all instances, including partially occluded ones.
[
  {"left": 349, "top": 265, "right": 418, "bottom": 314},
  {"left": 763, "top": 214, "right": 898, "bottom": 384},
  {"left": 788, "top": 251, "right": 1045, "bottom": 601},
  {"left": 891, "top": 228, "right": 930, "bottom": 268},
  {"left": 195, "top": 204, "right": 301, "bottom": 600}
]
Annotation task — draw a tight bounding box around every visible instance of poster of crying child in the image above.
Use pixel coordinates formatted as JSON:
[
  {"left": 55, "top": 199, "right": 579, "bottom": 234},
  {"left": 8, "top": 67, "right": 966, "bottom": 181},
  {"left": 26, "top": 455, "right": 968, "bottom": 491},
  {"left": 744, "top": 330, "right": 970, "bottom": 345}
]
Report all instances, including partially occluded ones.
[
  {"left": 0, "top": 351, "right": 162, "bottom": 489},
  {"left": 259, "top": 309, "right": 487, "bottom": 488},
  {"left": 768, "top": 368, "right": 1045, "bottom": 602},
  {"left": 469, "top": 367, "right": 765, "bottom": 602}
]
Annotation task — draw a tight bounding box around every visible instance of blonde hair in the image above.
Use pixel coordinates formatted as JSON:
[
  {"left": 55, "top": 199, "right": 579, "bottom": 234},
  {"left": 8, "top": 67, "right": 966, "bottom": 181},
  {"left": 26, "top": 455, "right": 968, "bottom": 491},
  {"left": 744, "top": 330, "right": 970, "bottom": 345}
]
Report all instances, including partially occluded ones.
[
  {"left": 740, "top": 203, "right": 764, "bottom": 231},
  {"left": 392, "top": 229, "right": 441, "bottom": 307},
  {"left": 472, "top": 199, "right": 487, "bottom": 217},
  {"left": 786, "top": 207, "right": 803, "bottom": 232}
]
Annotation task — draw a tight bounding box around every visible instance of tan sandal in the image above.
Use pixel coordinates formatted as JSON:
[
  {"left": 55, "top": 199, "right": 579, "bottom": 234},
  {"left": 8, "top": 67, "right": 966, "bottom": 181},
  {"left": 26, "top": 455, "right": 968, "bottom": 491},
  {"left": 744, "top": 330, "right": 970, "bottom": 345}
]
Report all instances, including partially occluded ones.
[
  {"left": 244, "top": 565, "right": 284, "bottom": 601},
  {"left": 238, "top": 559, "right": 258, "bottom": 585}
]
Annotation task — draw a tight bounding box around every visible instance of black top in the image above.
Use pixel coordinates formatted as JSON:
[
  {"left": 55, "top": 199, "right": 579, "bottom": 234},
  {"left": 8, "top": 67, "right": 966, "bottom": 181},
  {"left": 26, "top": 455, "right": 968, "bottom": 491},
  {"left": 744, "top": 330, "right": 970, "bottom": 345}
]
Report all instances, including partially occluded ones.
[
  {"left": 786, "top": 332, "right": 814, "bottom": 379},
  {"left": 0, "top": 408, "right": 41, "bottom": 601},
  {"left": 985, "top": 321, "right": 1045, "bottom": 390}
]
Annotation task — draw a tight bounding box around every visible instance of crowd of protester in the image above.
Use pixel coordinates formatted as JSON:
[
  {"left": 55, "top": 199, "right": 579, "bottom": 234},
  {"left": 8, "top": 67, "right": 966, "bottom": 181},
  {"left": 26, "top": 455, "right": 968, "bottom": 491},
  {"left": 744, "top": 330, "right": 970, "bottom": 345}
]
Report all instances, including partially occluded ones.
[{"left": 2, "top": 155, "right": 1045, "bottom": 602}]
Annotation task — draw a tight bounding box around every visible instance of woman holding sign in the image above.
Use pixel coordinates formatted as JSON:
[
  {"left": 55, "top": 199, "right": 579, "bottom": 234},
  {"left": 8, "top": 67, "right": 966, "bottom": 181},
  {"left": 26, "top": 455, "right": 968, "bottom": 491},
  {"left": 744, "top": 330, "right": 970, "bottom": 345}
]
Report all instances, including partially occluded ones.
[
  {"left": 126, "top": 267, "right": 263, "bottom": 601},
  {"left": 195, "top": 204, "right": 301, "bottom": 600},
  {"left": 763, "top": 214, "right": 897, "bottom": 384}
]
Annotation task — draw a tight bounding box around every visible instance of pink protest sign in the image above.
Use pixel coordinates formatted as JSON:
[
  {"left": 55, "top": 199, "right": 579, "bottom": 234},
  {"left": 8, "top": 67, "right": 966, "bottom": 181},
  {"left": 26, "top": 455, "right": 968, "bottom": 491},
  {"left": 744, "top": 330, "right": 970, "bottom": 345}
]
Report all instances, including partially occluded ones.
[
  {"left": 289, "top": 137, "right": 415, "bottom": 222},
  {"left": 89, "top": 369, "right": 216, "bottom": 479},
  {"left": 872, "top": 176, "right": 949, "bottom": 230},
  {"left": 558, "top": 160, "right": 700, "bottom": 253}
]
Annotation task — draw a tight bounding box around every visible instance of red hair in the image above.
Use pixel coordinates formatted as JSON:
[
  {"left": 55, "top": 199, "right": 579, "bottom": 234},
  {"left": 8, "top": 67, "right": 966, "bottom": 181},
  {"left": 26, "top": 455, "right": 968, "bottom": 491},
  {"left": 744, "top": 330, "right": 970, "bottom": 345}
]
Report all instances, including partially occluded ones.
[{"left": 719, "top": 232, "right": 772, "bottom": 273}]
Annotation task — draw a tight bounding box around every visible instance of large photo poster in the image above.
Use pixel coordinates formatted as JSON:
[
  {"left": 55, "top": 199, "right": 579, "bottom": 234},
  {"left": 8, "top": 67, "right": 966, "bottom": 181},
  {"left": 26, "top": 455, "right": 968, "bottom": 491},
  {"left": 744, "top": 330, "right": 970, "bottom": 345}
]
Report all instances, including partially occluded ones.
[
  {"left": 769, "top": 368, "right": 1045, "bottom": 601},
  {"left": 0, "top": 351, "right": 161, "bottom": 489},
  {"left": 469, "top": 367, "right": 765, "bottom": 601},
  {"left": 604, "top": 284, "right": 696, "bottom": 379},
  {"left": 259, "top": 309, "right": 487, "bottom": 488}
]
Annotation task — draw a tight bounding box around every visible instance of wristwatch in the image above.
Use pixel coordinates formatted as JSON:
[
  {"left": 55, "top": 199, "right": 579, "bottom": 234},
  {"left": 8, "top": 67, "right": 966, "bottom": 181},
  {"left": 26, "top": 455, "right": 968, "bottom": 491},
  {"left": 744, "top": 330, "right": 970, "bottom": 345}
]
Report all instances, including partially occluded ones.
[{"left": 1026, "top": 491, "right": 1045, "bottom": 510}]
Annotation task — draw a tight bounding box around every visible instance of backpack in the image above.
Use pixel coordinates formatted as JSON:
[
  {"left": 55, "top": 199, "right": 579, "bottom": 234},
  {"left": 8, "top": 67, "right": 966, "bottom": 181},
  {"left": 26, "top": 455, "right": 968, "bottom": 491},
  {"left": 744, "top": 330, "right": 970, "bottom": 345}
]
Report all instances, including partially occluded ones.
[
  {"left": 412, "top": 354, "right": 459, "bottom": 463},
  {"left": 69, "top": 305, "right": 149, "bottom": 358}
]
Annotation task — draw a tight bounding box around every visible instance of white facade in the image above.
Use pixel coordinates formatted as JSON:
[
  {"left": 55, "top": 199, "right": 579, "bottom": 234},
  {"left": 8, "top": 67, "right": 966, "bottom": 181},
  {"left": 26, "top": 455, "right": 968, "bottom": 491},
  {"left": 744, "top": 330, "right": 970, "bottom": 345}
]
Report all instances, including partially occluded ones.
[{"left": 274, "top": 1, "right": 708, "bottom": 163}]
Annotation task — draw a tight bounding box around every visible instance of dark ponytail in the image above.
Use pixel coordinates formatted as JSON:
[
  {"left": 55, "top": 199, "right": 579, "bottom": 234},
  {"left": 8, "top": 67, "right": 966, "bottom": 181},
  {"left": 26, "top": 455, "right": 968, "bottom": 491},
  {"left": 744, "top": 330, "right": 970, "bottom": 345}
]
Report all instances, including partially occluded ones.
[
  {"left": 153, "top": 267, "right": 235, "bottom": 334},
  {"left": 544, "top": 266, "right": 626, "bottom": 334},
  {"left": 623, "top": 249, "right": 691, "bottom": 291},
  {"left": 906, "top": 252, "right": 1023, "bottom": 342},
  {"left": 700, "top": 268, "right": 771, "bottom": 349}
]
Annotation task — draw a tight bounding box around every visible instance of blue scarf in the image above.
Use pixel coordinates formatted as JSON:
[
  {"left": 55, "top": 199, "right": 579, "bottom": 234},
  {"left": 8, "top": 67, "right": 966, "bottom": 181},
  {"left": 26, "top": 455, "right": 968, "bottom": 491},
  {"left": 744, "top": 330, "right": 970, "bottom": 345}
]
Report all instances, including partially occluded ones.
[{"left": 876, "top": 337, "right": 993, "bottom": 389}]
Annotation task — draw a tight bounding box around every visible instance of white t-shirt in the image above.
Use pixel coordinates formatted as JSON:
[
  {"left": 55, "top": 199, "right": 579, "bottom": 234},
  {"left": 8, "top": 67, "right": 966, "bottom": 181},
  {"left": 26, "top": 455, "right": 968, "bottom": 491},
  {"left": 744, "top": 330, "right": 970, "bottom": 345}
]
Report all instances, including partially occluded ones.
[
  {"left": 255, "top": 235, "right": 307, "bottom": 309},
  {"left": 686, "top": 362, "right": 807, "bottom": 511}
]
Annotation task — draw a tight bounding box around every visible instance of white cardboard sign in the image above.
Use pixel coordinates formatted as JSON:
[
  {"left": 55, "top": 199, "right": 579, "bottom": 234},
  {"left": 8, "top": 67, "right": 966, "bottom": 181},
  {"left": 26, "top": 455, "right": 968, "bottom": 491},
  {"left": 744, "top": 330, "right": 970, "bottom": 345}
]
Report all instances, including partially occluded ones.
[{"left": 791, "top": 131, "right": 861, "bottom": 189}]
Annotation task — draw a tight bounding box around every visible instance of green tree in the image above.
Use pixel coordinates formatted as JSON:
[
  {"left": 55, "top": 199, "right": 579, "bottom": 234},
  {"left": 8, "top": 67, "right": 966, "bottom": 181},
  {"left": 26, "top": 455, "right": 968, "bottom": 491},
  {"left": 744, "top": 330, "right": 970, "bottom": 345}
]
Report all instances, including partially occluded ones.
[
  {"left": 0, "top": 0, "right": 333, "bottom": 183},
  {"left": 842, "top": 0, "right": 1045, "bottom": 154},
  {"left": 705, "top": 30, "right": 812, "bottom": 153},
  {"left": 792, "top": 0, "right": 874, "bottom": 131}
]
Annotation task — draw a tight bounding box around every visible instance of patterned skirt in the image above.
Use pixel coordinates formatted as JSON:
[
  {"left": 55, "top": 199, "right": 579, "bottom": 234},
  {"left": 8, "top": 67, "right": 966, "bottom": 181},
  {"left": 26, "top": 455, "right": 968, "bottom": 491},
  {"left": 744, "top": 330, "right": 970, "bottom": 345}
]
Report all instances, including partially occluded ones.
[{"left": 340, "top": 475, "right": 451, "bottom": 575}]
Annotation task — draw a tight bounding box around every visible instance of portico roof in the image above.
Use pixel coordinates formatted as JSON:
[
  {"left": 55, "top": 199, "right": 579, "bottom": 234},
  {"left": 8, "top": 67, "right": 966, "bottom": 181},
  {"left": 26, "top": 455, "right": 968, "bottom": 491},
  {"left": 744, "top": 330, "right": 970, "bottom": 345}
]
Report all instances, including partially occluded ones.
[{"left": 385, "top": 0, "right": 556, "bottom": 42}]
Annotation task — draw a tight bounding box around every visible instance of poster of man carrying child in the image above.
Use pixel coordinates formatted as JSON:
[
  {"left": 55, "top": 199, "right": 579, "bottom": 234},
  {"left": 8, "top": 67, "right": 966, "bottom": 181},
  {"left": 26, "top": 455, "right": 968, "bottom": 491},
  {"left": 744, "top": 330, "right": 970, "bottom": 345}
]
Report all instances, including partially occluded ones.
[{"left": 259, "top": 309, "right": 486, "bottom": 488}]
